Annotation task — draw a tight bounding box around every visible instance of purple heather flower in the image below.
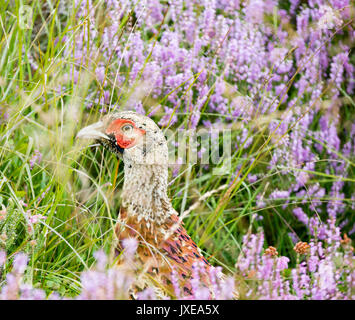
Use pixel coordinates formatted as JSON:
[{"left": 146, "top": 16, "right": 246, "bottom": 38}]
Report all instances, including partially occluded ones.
[
  {"left": 172, "top": 157, "right": 183, "bottom": 177},
  {"left": 193, "top": 287, "right": 210, "bottom": 300},
  {"left": 134, "top": 101, "right": 145, "bottom": 115},
  {"left": 122, "top": 238, "right": 138, "bottom": 260},
  {"left": 317, "top": 5, "right": 343, "bottom": 31},
  {"left": 158, "top": 107, "right": 178, "bottom": 128},
  {"left": 243, "top": 0, "right": 265, "bottom": 24},
  {"left": 293, "top": 207, "right": 309, "bottom": 226},
  {"left": 1, "top": 273, "right": 20, "bottom": 300},
  {"left": 269, "top": 189, "right": 290, "bottom": 200},
  {"left": 0, "top": 250, "right": 6, "bottom": 266},
  {"left": 27, "top": 213, "right": 47, "bottom": 225},
  {"left": 316, "top": 260, "right": 337, "bottom": 299},
  {"left": 219, "top": 277, "right": 235, "bottom": 300},
  {"left": 190, "top": 262, "right": 202, "bottom": 297},
  {"left": 93, "top": 250, "right": 107, "bottom": 272},
  {"left": 208, "top": 266, "right": 222, "bottom": 298},
  {"left": 96, "top": 66, "right": 106, "bottom": 84},
  {"left": 37, "top": 187, "right": 50, "bottom": 204},
  {"left": 256, "top": 194, "right": 266, "bottom": 208},
  {"left": 20, "top": 284, "right": 46, "bottom": 300},
  {"left": 288, "top": 232, "right": 298, "bottom": 244},
  {"left": 276, "top": 257, "right": 289, "bottom": 271},
  {"left": 247, "top": 174, "right": 258, "bottom": 183},
  {"left": 171, "top": 267, "right": 181, "bottom": 299},
  {"left": 137, "top": 288, "right": 156, "bottom": 300},
  {"left": 13, "top": 253, "right": 28, "bottom": 274},
  {"left": 29, "top": 150, "right": 42, "bottom": 170}
]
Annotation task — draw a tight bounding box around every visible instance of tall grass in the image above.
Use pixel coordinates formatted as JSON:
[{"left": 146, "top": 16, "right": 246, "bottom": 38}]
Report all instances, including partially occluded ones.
[{"left": 0, "top": 0, "right": 354, "bottom": 299}]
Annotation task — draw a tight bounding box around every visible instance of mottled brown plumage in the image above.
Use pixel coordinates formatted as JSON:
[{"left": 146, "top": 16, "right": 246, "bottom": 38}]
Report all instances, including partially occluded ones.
[{"left": 77, "top": 111, "right": 211, "bottom": 296}]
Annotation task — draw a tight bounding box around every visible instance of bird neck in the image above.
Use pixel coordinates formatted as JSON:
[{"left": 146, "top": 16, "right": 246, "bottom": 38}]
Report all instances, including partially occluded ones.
[{"left": 120, "top": 162, "right": 174, "bottom": 225}]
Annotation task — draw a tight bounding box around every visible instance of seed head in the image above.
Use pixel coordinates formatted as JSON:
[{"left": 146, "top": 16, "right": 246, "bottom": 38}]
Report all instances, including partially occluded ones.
[
  {"left": 293, "top": 242, "right": 310, "bottom": 255},
  {"left": 340, "top": 234, "right": 351, "bottom": 246},
  {"left": 30, "top": 240, "right": 37, "bottom": 247},
  {"left": 264, "top": 246, "right": 278, "bottom": 257}
]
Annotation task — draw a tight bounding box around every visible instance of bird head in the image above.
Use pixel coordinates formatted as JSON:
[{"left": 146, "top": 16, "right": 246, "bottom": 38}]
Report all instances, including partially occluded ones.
[{"left": 77, "top": 111, "right": 169, "bottom": 166}]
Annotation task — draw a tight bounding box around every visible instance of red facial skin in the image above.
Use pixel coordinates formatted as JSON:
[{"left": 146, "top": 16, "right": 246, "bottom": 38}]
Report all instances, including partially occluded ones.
[{"left": 106, "top": 119, "right": 146, "bottom": 149}]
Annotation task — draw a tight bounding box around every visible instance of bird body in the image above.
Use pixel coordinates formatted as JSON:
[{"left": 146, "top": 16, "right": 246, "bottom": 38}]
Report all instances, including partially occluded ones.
[
  {"left": 77, "top": 111, "right": 211, "bottom": 297},
  {"left": 116, "top": 207, "right": 210, "bottom": 296}
]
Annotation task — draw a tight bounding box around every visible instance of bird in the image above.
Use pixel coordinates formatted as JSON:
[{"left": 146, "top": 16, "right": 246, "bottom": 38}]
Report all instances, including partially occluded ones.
[{"left": 77, "top": 111, "right": 212, "bottom": 297}]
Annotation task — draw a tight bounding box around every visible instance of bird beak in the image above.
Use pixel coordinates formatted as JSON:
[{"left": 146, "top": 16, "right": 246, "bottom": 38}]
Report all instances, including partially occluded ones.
[{"left": 76, "top": 121, "right": 110, "bottom": 140}]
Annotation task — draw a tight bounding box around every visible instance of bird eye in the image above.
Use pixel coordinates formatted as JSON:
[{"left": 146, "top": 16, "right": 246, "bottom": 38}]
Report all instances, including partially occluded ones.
[{"left": 121, "top": 124, "right": 134, "bottom": 133}]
